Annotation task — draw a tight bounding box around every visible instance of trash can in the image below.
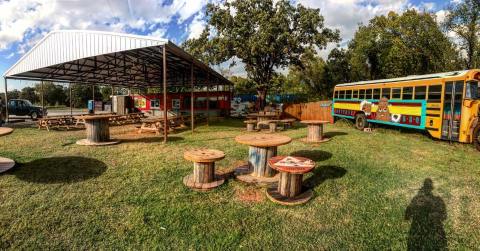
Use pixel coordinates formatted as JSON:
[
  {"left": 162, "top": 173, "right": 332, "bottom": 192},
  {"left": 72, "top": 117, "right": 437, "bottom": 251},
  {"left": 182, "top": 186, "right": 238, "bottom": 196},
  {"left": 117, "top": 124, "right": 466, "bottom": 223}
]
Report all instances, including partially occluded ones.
[{"left": 88, "top": 100, "right": 94, "bottom": 114}]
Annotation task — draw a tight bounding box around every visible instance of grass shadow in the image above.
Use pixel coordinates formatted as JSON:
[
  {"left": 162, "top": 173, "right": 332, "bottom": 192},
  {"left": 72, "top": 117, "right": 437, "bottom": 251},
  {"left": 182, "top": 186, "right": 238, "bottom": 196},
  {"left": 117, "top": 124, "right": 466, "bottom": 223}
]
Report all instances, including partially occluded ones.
[
  {"left": 290, "top": 150, "right": 333, "bottom": 162},
  {"left": 120, "top": 136, "right": 184, "bottom": 144},
  {"left": 304, "top": 165, "right": 347, "bottom": 189},
  {"left": 405, "top": 178, "right": 447, "bottom": 250},
  {"left": 324, "top": 131, "right": 348, "bottom": 138},
  {"left": 13, "top": 156, "right": 107, "bottom": 183}
]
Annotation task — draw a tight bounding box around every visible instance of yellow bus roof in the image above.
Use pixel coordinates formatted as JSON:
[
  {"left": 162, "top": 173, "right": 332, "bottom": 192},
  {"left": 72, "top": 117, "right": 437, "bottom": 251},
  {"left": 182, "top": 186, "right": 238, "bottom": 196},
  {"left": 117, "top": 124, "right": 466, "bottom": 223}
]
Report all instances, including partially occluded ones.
[{"left": 335, "top": 70, "right": 472, "bottom": 87}]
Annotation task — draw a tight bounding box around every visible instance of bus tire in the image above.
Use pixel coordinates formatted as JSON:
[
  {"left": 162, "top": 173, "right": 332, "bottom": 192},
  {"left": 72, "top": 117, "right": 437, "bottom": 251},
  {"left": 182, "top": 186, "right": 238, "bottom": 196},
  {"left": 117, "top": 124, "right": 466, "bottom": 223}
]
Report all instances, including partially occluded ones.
[
  {"left": 473, "top": 124, "right": 480, "bottom": 151},
  {"left": 355, "top": 113, "right": 367, "bottom": 130}
]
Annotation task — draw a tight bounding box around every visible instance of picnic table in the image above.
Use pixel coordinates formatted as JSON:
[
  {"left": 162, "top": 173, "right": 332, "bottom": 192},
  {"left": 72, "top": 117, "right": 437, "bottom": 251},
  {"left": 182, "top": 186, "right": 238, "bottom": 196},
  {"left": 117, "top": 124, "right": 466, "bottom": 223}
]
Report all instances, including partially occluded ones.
[
  {"left": 300, "top": 120, "right": 331, "bottom": 143},
  {"left": 74, "top": 114, "right": 120, "bottom": 146},
  {"left": 183, "top": 149, "right": 225, "bottom": 191},
  {"left": 266, "top": 156, "right": 315, "bottom": 205},
  {"left": 37, "top": 115, "right": 75, "bottom": 131},
  {"left": 234, "top": 133, "right": 292, "bottom": 185},
  {"left": 138, "top": 115, "right": 186, "bottom": 135},
  {"left": 0, "top": 127, "right": 15, "bottom": 173},
  {"left": 244, "top": 120, "right": 257, "bottom": 132}
]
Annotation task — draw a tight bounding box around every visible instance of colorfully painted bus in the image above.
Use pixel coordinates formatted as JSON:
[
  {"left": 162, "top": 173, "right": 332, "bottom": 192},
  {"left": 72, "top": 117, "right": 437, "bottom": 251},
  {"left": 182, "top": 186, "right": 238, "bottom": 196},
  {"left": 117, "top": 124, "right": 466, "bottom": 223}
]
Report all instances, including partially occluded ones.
[{"left": 332, "top": 70, "right": 480, "bottom": 150}]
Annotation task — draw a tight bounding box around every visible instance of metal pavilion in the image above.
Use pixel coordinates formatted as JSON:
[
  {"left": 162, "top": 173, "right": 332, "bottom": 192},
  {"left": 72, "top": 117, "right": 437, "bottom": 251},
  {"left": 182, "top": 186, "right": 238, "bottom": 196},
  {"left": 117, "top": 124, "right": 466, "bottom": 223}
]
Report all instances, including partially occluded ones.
[{"left": 3, "top": 30, "right": 233, "bottom": 142}]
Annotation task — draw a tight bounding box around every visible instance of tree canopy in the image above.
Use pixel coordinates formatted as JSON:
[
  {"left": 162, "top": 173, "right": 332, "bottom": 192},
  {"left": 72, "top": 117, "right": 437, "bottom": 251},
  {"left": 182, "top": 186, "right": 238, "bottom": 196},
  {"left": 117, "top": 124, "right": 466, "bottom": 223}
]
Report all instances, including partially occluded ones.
[
  {"left": 444, "top": 0, "right": 480, "bottom": 69},
  {"left": 183, "top": 0, "right": 340, "bottom": 106}
]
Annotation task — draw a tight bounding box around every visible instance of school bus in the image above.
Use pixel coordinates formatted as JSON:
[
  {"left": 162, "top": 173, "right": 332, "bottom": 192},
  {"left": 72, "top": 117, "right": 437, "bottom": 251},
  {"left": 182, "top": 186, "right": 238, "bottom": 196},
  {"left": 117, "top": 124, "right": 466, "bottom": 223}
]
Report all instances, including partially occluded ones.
[{"left": 332, "top": 70, "right": 480, "bottom": 150}]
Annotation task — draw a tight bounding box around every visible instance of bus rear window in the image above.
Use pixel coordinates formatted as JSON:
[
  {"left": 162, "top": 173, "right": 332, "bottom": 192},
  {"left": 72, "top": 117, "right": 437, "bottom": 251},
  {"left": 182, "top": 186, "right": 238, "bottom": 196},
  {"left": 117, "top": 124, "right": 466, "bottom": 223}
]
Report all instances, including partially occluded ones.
[
  {"left": 381, "top": 88, "right": 391, "bottom": 99},
  {"left": 414, "top": 86, "right": 426, "bottom": 100},
  {"left": 428, "top": 85, "right": 442, "bottom": 101},
  {"left": 403, "top": 87, "right": 413, "bottom": 100},
  {"left": 392, "top": 88, "right": 401, "bottom": 99}
]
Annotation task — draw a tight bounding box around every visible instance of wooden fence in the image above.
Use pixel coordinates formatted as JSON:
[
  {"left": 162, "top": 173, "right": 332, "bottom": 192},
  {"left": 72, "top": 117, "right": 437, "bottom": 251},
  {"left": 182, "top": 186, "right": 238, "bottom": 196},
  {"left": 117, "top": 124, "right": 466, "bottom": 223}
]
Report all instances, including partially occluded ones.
[{"left": 283, "top": 101, "right": 333, "bottom": 123}]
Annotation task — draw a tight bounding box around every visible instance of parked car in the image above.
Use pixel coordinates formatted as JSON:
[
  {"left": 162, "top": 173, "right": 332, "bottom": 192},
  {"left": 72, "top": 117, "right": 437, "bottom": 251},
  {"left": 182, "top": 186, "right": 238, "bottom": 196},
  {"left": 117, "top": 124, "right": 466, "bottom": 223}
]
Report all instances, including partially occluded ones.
[{"left": 7, "top": 99, "right": 46, "bottom": 120}]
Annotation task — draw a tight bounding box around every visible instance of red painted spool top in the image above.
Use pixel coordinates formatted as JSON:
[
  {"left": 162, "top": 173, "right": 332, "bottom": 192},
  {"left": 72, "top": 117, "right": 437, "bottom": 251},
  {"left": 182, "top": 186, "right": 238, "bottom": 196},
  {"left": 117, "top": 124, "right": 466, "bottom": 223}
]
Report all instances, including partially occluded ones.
[{"left": 268, "top": 156, "right": 315, "bottom": 174}]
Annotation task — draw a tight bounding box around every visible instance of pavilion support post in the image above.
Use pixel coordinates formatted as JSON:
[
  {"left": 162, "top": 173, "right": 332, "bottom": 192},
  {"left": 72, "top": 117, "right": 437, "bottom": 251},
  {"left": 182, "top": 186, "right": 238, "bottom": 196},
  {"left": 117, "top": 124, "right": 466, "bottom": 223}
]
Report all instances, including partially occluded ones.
[
  {"left": 4, "top": 78, "right": 9, "bottom": 123},
  {"left": 190, "top": 63, "right": 194, "bottom": 133},
  {"left": 111, "top": 85, "right": 114, "bottom": 113},
  {"left": 163, "top": 45, "right": 168, "bottom": 143},
  {"left": 69, "top": 82, "right": 72, "bottom": 116},
  {"left": 41, "top": 80, "right": 45, "bottom": 116},
  {"left": 206, "top": 73, "right": 210, "bottom": 127}
]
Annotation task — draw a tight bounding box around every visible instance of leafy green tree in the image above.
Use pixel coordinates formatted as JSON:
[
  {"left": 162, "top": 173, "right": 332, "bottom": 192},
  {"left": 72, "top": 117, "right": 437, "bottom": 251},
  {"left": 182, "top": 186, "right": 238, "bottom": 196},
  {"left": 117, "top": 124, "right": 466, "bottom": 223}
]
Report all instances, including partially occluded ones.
[
  {"left": 19, "top": 87, "right": 39, "bottom": 104},
  {"left": 229, "top": 76, "right": 256, "bottom": 95},
  {"left": 324, "top": 48, "right": 352, "bottom": 85},
  {"left": 183, "top": 0, "right": 340, "bottom": 107},
  {"left": 286, "top": 49, "right": 330, "bottom": 100},
  {"left": 348, "top": 10, "right": 459, "bottom": 80},
  {"left": 444, "top": 0, "right": 480, "bottom": 69}
]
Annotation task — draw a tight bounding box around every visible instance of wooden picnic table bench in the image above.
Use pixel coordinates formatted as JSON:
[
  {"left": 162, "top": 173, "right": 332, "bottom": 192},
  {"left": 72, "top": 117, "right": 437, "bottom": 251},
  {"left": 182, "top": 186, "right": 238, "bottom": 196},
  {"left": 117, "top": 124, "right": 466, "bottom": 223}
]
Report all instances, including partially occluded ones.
[
  {"left": 38, "top": 116, "right": 75, "bottom": 131},
  {"left": 138, "top": 115, "right": 186, "bottom": 135}
]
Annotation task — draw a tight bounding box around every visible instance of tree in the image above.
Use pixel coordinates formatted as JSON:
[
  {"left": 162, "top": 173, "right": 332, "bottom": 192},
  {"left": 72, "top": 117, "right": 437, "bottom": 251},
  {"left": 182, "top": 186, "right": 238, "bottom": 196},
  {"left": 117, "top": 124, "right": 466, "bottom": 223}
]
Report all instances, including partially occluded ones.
[
  {"left": 286, "top": 49, "right": 330, "bottom": 100},
  {"left": 19, "top": 87, "right": 39, "bottom": 104},
  {"left": 324, "top": 48, "right": 352, "bottom": 85},
  {"left": 183, "top": 0, "right": 340, "bottom": 108},
  {"left": 444, "top": 0, "right": 480, "bottom": 69},
  {"left": 348, "top": 10, "right": 459, "bottom": 80},
  {"left": 229, "top": 76, "right": 256, "bottom": 94}
]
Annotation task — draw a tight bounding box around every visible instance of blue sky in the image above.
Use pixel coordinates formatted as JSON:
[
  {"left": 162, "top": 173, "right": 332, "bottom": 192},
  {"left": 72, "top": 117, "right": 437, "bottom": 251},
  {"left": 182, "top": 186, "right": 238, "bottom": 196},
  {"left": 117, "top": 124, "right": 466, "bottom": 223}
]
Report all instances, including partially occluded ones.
[{"left": 0, "top": 0, "right": 458, "bottom": 91}]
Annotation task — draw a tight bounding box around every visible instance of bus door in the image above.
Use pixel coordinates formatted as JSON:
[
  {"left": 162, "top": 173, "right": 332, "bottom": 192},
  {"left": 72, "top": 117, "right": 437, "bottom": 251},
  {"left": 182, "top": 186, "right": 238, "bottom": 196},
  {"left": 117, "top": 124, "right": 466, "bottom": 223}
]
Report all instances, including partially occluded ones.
[{"left": 441, "top": 81, "right": 464, "bottom": 141}]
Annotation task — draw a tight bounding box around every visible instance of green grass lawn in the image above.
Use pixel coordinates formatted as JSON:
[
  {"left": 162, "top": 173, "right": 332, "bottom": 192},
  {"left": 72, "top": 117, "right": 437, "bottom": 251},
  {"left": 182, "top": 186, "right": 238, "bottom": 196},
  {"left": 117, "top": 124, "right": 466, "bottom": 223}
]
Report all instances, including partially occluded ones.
[{"left": 0, "top": 119, "right": 479, "bottom": 249}]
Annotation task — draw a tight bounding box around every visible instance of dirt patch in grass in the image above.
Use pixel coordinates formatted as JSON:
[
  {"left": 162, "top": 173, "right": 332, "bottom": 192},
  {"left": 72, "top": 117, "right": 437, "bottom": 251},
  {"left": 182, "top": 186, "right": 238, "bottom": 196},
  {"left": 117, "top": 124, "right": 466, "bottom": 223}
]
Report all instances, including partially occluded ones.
[{"left": 234, "top": 186, "right": 264, "bottom": 203}]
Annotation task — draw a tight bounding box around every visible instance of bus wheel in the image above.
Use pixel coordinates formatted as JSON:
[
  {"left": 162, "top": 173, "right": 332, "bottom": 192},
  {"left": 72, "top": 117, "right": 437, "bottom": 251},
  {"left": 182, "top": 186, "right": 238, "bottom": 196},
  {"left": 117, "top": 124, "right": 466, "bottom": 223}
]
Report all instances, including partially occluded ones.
[
  {"left": 473, "top": 124, "right": 480, "bottom": 151},
  {"left": 355, "top": 113, "right": 367, "bottom": 130}
]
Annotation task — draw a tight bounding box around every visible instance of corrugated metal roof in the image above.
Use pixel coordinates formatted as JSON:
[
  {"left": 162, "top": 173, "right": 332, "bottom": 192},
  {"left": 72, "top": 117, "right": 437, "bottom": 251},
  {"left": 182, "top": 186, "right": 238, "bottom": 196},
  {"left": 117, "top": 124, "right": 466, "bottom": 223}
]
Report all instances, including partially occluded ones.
[
  {"left": 335, "top": 70, "right": 471, "bottom": 87},
  {"left": 4, "top": 30, "right": 168, "bottom": 77}
]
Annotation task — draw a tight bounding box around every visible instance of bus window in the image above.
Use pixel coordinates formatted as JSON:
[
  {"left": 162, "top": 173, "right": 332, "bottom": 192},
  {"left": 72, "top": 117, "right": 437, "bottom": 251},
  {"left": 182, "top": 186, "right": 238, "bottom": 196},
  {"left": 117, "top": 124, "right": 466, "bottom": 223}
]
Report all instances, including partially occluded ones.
[
  {"left": 403, "top": 87, "right": 413, "bottom": 100},
  {"left": 345, "top": 90, "right": 352, "bottom": 99},
  {"left": 366, "top": 89, "right": 373, "bottom": 99},
  {"left": 359, "top": 89, "right": 366, "bottom": 99},
  {"left": 340, "top": 90, "right": 346, "bottom": 99},
  {"left": 353, "top": 90, "right": 359, "bottom": 99},
  {"left": 465, "top": 81, "right": 479, "bottom": 99},
  {"left": 392, "top": 88, "right": 401, "bottom": 99},
  {"left": 381, "top": 88, "right": 391, "bottom": 99},
  {"left": 428, "top": 85, "right": 442, "bottom": 101},
  {"left": 373, "top": 89, "right": 380, "bottom": 99},
  {"left": 414, "top": 86, "right": 426, "bottom": 100}
]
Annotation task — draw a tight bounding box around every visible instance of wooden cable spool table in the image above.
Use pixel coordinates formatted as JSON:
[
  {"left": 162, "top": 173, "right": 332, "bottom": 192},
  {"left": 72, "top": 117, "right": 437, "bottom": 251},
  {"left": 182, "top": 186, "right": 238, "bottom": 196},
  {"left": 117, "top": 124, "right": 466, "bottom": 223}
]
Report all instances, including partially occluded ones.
[
  {"left": 74, "top": 114, "right": 120, "bottom": 146},
  {"left": 0, "top": 127, "right": 15, "bottom": 173},
  {"left": 183, "top": 149, "right": 226, "bottom": 191},
  {"left": 234, "top": 134, "right": 291, "bottom": 185},
  {"left": 266, "top": 156, "right": 315, "bottom": 206},
  {"left": 300, "top": 120, "right": 331, "bottom": 143}
]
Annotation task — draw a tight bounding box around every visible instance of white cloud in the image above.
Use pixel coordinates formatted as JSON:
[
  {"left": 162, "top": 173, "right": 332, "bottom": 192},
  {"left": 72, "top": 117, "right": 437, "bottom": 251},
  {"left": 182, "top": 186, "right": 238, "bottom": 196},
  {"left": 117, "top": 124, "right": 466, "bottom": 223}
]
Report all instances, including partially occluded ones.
[
  {"left": 0, "top": 0, "right": 211, "bottom": 54},
  {"left": 298, "top": 0, "right": 410, "bottom": 45},
  {"left": 148, "top": 27, "right": 167, "bottom": 39},
  {"left": 187, "top": 13, "right": 206, "bottom": 39}
]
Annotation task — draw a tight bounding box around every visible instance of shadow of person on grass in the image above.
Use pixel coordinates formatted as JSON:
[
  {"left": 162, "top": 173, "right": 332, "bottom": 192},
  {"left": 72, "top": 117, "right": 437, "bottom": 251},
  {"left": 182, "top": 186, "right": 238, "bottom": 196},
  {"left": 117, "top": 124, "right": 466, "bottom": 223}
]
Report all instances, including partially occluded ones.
[
  {"left": 14, "top": 156, "right": 107, "bottom": 184},
  {"left": 323, "top": 131, "right": 348, "bottom": 138},
  {"left": 303, "top": 165, "right": 346, "bottom": 189},
  {"left": 290, "top": 150, "right": 332, "bottom": 162},
  {"left": 405, "top": 178, "right": 447, "bottom": 251}
]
